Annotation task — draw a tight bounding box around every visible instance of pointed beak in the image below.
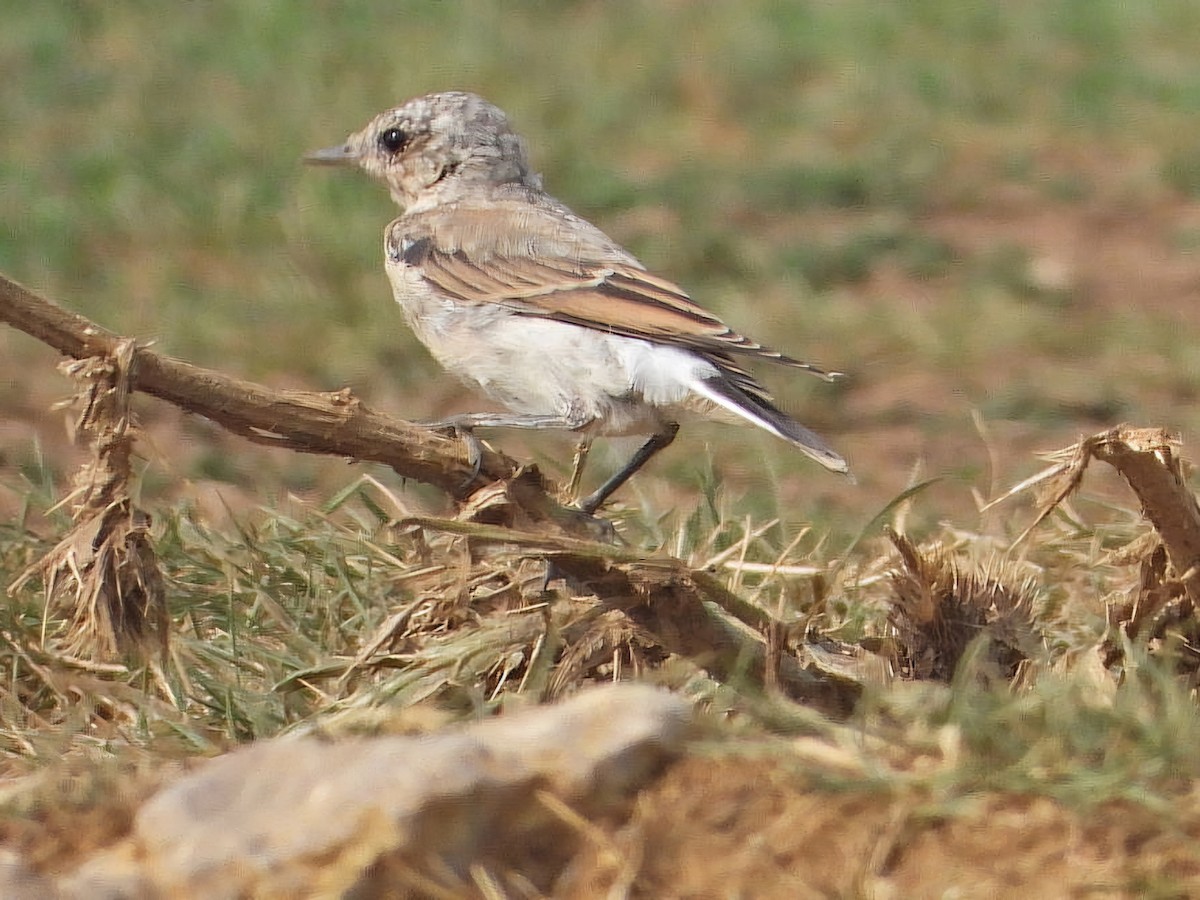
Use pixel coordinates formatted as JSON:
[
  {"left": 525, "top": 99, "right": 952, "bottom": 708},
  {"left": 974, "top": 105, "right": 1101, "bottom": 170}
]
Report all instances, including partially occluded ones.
[{"left": 304, "top": 143, "right": 360, "bottom": 166}]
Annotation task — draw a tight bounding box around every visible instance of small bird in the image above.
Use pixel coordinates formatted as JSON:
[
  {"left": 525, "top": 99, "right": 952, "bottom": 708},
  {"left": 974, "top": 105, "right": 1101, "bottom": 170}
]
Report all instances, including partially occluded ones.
[{"left": 307, "top": 91, "right": 848, "bottom": 514}]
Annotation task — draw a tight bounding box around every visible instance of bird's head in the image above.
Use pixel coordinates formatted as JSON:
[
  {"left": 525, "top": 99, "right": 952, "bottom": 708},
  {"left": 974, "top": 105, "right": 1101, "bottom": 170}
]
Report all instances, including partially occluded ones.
[{"left": 305, "top": 91, "right": 540, "bottom": 210}]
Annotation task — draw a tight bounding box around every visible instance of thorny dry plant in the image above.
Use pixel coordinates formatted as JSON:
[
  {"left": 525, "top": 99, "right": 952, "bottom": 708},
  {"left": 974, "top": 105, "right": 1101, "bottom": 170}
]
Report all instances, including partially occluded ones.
[
  {"left": 10, "top": 341, "right": 167, "bottom": 660},
  {"left": 885, "top": 528, "right": 1041, "bottom": 684},
  {"left": 987, "top": 426, "right": 1200, "bottom": 679}
]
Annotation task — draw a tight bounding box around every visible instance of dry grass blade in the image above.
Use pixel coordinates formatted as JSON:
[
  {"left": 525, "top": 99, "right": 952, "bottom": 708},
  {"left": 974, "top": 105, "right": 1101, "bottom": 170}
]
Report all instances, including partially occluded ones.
[{"left": 987, "top": 437, "right": 1095, "bottom": 545}]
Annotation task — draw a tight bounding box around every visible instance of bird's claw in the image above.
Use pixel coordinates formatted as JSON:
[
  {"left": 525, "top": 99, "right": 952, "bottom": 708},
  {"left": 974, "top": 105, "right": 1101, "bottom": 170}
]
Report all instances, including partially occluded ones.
[{"left": 427, "top": 418, "right": 485, "bottom": 489}]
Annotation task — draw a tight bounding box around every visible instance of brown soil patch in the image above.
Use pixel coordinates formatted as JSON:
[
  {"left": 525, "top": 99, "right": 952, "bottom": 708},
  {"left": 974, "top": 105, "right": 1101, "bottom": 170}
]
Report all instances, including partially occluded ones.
[
  {"left": 560, "top": 755, "right": 1200, "bottom": 899},
  {"left": 922, "top": 185, "right": 1200, "bottom": 320}
]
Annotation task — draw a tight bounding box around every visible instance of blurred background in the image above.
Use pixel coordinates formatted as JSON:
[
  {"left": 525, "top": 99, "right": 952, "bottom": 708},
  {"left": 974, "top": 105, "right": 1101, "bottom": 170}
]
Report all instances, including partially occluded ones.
[{"left": 3, "top": 1, "right": 1200, "bottom": 539}]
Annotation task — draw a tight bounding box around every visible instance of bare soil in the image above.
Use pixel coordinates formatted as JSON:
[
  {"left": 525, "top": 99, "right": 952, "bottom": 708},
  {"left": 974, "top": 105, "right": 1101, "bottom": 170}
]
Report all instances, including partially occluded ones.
[{"left": 559, "top": 755, "right": 1200, "bottom": 898}]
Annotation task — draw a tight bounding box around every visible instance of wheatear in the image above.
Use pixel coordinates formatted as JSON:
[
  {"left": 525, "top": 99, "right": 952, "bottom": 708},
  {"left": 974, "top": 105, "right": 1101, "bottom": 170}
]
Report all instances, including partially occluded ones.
[{"left": 308, "top": 91, "right": 848, "bottom": 514}]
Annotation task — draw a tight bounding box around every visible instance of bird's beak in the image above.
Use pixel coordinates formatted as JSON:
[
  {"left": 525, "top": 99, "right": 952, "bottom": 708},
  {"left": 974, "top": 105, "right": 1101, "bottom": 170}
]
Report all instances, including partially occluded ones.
[{"left": 304, "top": 143, "right": 360, "bottom": 166}]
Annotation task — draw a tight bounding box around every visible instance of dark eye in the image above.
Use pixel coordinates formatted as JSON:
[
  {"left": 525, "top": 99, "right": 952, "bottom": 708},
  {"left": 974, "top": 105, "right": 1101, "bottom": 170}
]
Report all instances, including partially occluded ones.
[{"left": 379, "top": 127, "right": 408, "bottom": 153}]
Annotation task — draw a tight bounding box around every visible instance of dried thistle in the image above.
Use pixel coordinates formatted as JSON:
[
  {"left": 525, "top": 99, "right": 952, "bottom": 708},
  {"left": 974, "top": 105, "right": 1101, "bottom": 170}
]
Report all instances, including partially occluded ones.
[
  {"left": 886, "top": 529, "right": 1040, "bottom": 683},
  {"left": 990, "top": 426, "right": 1200, "bottom": 675}
]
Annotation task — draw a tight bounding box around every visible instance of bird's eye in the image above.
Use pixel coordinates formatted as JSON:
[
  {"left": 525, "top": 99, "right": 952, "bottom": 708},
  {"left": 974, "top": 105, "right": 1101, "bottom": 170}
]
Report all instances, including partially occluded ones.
[{"left": 379, "top": 127, "right": 408, "bottom": 153}]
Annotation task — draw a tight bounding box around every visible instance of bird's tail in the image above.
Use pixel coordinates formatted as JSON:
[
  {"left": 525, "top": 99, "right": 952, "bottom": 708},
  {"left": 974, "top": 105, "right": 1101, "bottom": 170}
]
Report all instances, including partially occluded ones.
[{"left": 690, "top": 376, "right": 851, "bottom": 477}]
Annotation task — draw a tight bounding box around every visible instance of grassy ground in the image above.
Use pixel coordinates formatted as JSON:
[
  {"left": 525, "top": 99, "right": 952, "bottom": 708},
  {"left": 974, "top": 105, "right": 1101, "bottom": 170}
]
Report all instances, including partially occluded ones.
[{"left": 4, "top": 1, "right": 1200, "bottom": 893}]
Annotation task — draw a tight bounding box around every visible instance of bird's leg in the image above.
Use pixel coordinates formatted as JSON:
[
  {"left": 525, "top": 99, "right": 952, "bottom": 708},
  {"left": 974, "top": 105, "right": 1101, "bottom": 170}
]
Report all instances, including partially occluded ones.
[
  {"left": 429, "top": 420, "right": 486, "bottom": 487},
  {"left": 578, "top": 422, "right": 680, "bottom": 515},
  {"left": 426, "top": 412, "right": 595, "bottom": 488},
  {"left": 433, "top": 412, "right": 591, "bottom": 431},
  {"left": 565, "top": 437, "right": 593, "bottom": 503}
]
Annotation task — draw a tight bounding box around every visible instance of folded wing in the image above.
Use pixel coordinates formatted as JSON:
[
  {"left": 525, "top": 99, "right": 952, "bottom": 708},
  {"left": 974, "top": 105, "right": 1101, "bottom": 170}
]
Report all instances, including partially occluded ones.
[{"left": 390, "top": 201, "right": 841, "bottom": 391}]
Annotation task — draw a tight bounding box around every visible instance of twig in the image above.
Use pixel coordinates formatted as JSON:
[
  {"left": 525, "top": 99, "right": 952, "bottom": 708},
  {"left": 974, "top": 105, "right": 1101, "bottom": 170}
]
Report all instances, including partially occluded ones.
[
  {"left": 1001, "top": 426, "right": 1200, "bottom": 609},
  {"left": 0, "top": 271, "right": 599, "bottom": 534},
  {"left": 0, "top": 272, "right": 515, "bottom": 494}
]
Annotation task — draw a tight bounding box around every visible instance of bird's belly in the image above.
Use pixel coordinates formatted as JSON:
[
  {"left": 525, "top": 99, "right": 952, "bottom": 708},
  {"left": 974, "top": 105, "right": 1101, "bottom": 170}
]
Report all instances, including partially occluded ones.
[{"left": 390, "top": 284, "right": 717, "bottom": 435}]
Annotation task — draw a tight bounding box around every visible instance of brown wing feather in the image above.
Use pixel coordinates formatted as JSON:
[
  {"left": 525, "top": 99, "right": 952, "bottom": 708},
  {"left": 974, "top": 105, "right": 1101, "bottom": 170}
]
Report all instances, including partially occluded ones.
[{"left": 391, "top": 203, "right": 840, "bottom": 381}]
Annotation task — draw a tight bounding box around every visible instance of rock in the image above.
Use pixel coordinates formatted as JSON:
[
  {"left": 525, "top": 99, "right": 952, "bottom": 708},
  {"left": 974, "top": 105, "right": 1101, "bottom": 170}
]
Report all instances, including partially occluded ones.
[{"left": 66, "top": 683, "right": 689, "bottom": 898}]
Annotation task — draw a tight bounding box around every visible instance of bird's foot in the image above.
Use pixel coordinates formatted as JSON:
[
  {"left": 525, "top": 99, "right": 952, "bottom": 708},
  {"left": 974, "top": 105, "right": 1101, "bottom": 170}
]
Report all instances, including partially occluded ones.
[{"left": 426, "top": 417, "right": 486, "bottom": 488}]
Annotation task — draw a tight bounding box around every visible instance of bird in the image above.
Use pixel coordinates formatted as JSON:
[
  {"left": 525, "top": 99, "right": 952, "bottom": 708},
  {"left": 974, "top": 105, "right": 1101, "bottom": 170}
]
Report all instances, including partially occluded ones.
[{"left": 306, "top": 91, "right": 849, "bottom": 515}]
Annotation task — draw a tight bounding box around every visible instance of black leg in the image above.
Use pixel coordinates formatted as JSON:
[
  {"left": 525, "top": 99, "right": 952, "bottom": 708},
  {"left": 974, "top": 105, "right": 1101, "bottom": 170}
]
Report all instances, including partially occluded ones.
[{"left": 579, "top": 423, "right": 680, "bottom": 515}]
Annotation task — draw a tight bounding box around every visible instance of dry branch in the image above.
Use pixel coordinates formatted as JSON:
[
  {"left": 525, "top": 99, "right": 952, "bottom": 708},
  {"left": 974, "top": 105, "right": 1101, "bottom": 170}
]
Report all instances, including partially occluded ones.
[
  {"left": 1092, "top": 429, "right": 1200, "bottom": 609},
  {"left": 1006, "top": 427, "right": 1200, "bottom": 609},
  {"left": 0, "top": 271, "right": 602, "bottom": 535},
  {"left": 397, "top": 518, "right": 862, "bottom": 715},
  {"left": 0, "top": 271, "right": 504, "bottom": 492}
]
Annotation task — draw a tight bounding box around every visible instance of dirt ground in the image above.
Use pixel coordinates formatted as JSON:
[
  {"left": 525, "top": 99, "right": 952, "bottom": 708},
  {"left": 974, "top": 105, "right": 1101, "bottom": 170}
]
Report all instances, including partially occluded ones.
[
  {"left": 7, "top": 751, "right": 1198, "bottom": 898},
  {"left": 560, "top": 755, "right": 1200, "bottom": 898}
]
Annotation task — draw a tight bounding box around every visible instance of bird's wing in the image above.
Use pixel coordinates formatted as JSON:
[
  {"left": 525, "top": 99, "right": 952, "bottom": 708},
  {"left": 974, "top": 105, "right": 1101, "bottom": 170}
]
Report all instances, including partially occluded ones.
[{"left": 389, "top": 201, "right": 840, "bottom": 382}]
